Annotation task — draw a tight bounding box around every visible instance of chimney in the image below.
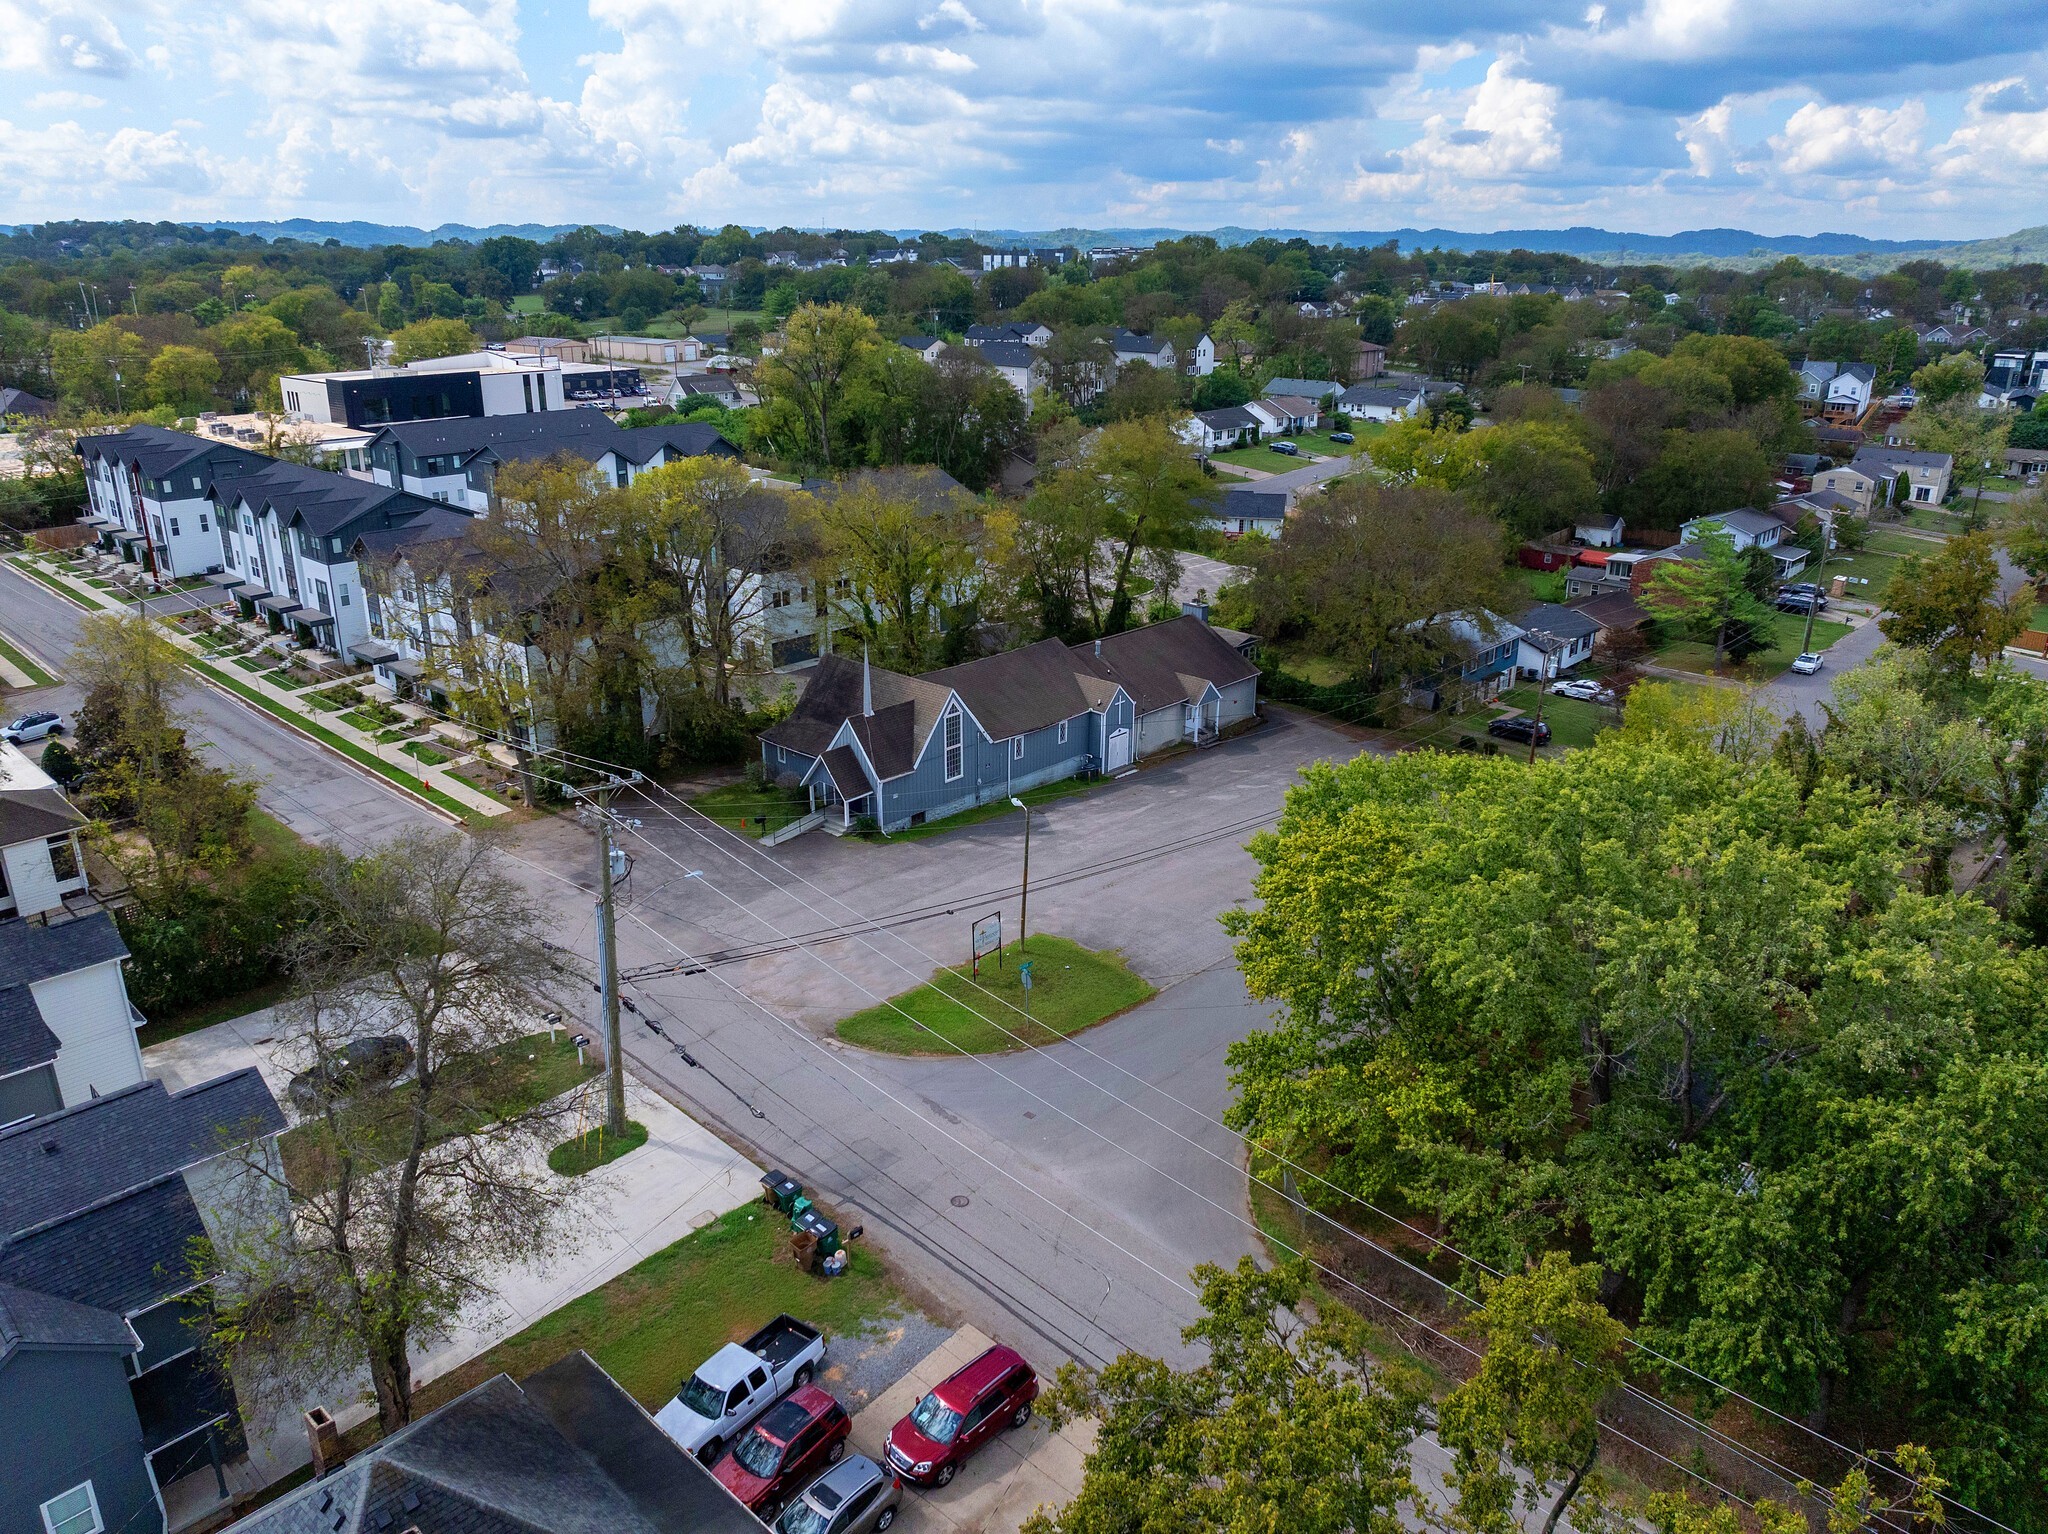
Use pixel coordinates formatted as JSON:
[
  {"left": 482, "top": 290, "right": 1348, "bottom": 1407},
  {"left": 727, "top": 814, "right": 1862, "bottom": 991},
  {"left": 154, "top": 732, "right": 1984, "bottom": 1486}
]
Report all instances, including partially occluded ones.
[
  {"left": 861, "top": 645, "right": 873, "bottom": 718},
  {"left": 305, "top": 1405, "right": 343, "bottom": 1476},
  {"left": 1180, "top": 599, "right": 1210, "bottom": 624}
]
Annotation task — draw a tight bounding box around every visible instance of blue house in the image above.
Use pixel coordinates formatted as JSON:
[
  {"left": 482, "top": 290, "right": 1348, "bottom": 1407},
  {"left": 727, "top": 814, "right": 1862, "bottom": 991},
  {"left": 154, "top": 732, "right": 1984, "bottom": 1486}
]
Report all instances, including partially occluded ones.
[
  {"left": 761, "top": 616, "right": 1260, "bottom": 832},
  {"left": 1403, "top": 612, "right": 1525, "bottom": 712}
]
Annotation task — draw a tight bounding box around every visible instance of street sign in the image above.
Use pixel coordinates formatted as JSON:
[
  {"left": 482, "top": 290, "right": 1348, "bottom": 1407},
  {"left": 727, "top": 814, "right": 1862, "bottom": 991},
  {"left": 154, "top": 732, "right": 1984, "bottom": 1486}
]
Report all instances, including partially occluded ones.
[
  {"left": 971, "top": 912, "right": 1003, "bottom": 975},
  {"left": 1019, "top": 961, "right": 1033, "bottom": 991}
]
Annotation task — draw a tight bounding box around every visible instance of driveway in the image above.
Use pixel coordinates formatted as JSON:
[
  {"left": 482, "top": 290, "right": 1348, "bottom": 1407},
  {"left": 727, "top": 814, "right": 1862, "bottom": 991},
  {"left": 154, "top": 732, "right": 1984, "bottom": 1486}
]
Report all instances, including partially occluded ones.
[{"left": 845, "top": 1324, "right": 1089, "bottom": 1534}]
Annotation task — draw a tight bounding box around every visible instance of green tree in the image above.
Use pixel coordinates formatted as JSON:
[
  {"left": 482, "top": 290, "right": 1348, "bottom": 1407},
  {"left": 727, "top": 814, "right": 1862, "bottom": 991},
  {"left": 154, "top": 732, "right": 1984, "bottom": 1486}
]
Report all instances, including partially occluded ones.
[
  {"left": 387, "top": 317, "right": 480, "bottom": 364},
  {"left": 1911, "top": 351, "right": 1986, "bottom": 407},
  {"left": 144, "top": 343, "right": 221, "bottom": 413},
  {"left": 1025, "top": 1257, "right": 1424, "bottom": 1534},
  {"left": 1085, "top": 414, "right": 1211, "bottom": 632},
  {"left": 1902, "top": 400, "right": 2011, "bottom": 510},
  {"left": 1880, "top": 531, "right": 2029, "bottom": 676},
  {"left": 800, "top": 468, "right": 977, "bottom": 669},
  {"left": 51, "top": 321, "right": 150, "bottom": 410},
  {"left": 1469, "top": 419, "right": 1600, "bottom": 539},
  {"left": 1439, "top": 1255, "right": 1629, "bottom": 1534},
  {"left": 207, "top": 312, "right": 307, "bottom": 401},
  {"left": 754, "top": 302, "right": 882, "bottom": 470},
  {"left": 1370, "top": 415, "right": 1484, "bottom": 489},
  {"left": 1639, "top": 524, "right": 1775, "bottom": 665}
]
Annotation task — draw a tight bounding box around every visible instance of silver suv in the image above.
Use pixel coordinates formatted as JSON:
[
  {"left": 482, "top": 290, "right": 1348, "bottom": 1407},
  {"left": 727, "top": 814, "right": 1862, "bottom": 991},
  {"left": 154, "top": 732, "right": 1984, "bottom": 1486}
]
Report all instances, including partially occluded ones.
[{"left": 776, "top": 1454, "right": 902, "bottom": 1534}]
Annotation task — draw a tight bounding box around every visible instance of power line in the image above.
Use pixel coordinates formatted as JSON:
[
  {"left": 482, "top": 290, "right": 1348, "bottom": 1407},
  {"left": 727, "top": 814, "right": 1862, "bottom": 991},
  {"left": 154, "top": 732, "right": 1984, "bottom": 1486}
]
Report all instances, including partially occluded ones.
[{"left": 386, "top": 685, "right": 2002, "bottom": 1534}]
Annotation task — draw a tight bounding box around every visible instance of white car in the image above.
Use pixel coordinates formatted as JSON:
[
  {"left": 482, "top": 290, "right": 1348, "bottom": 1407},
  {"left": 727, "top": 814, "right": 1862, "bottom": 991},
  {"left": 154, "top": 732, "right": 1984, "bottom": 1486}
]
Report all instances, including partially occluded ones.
[
  {"left": 1, "top": 710, "right": 64, "bottom": 743},
  {"left": 1790, "top": 652, "right": 1825, "bottom": 675},
  {"left": 1547, "top": 679, "right": 1613, "bottom": 704}
]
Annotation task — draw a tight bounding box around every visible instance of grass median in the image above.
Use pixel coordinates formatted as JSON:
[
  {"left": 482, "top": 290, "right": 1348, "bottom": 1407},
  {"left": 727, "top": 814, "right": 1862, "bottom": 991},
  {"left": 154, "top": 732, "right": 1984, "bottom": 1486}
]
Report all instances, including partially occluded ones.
[
  {"left": 836, "top": 932, "right": 1156, "bottom": 1054},
  {"left": 0, "top": 628, "right": 58, "bottom": 686}
]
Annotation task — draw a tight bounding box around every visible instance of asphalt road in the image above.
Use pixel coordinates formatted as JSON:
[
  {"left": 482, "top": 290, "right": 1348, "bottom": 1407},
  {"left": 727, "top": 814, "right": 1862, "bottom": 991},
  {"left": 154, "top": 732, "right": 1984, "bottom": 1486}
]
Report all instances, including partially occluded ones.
[
  {"left": 0, "top": 559, "right": 445, "bottom": 851},
  {"left": 493, "top": 712, "right": 1364, "bottom": 1370}
]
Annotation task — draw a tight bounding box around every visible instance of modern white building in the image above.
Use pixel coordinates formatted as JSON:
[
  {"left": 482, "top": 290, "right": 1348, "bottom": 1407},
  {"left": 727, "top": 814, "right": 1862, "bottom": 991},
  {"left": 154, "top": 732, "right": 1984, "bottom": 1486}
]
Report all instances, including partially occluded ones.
[
  {"left": 76, "top": 425, "right": 266, "bottom": 580},
  {"left": 278, "top": 351, "right": 571, "bottom": 429},
  {"left": 0, "top": 906, "right": 144, "bottom": 1125},
  {"left": 355, "top": 410, "right": 742, "bottom": 512},
  {"left": 0, "top": 744, "right": 87, "bottom": 925}
]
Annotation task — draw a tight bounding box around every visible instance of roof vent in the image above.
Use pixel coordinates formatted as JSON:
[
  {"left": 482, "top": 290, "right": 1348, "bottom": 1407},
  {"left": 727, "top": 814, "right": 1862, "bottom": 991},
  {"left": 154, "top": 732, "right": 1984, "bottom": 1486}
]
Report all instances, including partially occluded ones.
[{"left": 41, "top": 1140, "right": 59, "bottom": 1155}]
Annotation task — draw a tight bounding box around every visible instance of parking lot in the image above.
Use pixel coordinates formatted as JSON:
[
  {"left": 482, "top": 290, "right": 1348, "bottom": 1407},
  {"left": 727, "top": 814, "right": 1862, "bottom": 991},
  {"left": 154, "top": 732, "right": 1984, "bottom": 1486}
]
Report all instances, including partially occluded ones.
[
  {"left": 841, "top": 1326, "right": 1091, "bottom": 1534},
  {"left": 516, "top": 704, "right": 1365, "bottom": 1031}
]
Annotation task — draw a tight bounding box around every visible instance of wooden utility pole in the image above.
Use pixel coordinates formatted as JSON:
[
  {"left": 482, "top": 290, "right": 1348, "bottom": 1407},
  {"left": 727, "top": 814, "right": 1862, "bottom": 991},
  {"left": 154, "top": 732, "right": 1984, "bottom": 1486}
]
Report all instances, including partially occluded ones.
[
  {"left": 1010, "top": 797, "right": 1032, "bottom": 954},
  {"left": 573, "top": 771, "right": 642, "bottom": 1137}
]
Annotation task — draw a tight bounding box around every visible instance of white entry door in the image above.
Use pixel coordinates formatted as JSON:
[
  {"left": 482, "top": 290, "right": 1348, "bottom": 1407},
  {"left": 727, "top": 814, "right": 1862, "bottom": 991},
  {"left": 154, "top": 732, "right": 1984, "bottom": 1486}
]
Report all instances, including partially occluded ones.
[{"left": 1105, "top": 727, "right": 1133, "bottom": 772}]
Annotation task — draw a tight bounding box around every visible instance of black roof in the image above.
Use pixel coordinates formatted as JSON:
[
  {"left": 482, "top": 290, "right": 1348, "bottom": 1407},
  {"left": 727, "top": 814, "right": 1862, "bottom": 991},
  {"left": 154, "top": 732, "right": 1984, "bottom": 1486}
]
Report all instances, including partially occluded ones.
[
  {"left": 0, "top": 1072, "right": 283, "bottom": 1239},
  {"left": 0, "top": 1281, "right": 135, "bottom": 1362},
  {"left": 1515, "top": 601, "right": 1602, "bottom": 644},
  {"left": 1071, "top": 615, "right": 1261, "bottom": 716},
  {"left": 0, "top": 1175, "right": 211, "bottom": 1315},
  {"left": 927, "top": 638, "right": 1097, "bottom": 741},
  {"left": 0, "top": 987, "right": 60, "bottom": 1077},
  {"left": 0, "top": 781, "right": 84, "bottom": 847},
  {"left": 0, "top": 387, "right": 57, "bottom": 418},
  {"left": 74, "top": 423, "right": 271, "bottom": 489},
  {"left": 0, "top": 909, "right": 128, "bottom": 989},
  {"left": 1207, "top": 487, "right": 1287, "bottom": 522},
  {"left": 227, "top": 1351, "right": 762, "bottom": 1534},
  {"left": 368, "top": 410, "right": 738, "bottom": 471},
  {"left": 212, "top": 455, "right": 446, "bottom": 541},
  {"left": 975, "top": 340, "right": 1040, "bottom": 371},
  {"left": 898, "top": 334, "right": 939, "bottom": 350}
]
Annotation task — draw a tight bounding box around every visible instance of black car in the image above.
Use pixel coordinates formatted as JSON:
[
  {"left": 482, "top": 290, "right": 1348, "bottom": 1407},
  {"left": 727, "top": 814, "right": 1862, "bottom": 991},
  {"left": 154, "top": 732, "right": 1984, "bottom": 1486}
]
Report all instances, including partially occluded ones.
[
  {"left": 1487, "top": 716, "right": 1551, "bottom": 746},
  {"left": 1268, "top": 440, "right": 1301, "bottom": 456},
  {"left": 287, "top": 1034, "right": 416, "bottom": 1111},
  {"left": 1775, "top": 592, "right": 1824, "bottom": 614}
]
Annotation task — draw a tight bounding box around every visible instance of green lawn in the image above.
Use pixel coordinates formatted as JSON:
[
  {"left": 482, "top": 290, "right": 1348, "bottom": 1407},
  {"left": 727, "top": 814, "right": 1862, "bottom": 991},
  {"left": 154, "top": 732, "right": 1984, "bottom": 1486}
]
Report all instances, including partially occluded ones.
[
  {"left": 875, "top": 774, "right": 1094, "bottom": 841},
  {"left": 402, "top": 740, "right": 453, "bottom": 766},
  {"left": 1652, "top": 612, "right": 1853, "bottom": 679},
  {"left": 0, "top": 628, "right": 57, "bottom": 686},
  {"left": 1513, "top": 567, "right": 1568, "bottom": 603},
  {"left": 509, "top": 294, "right": 544, "bottom": 314},
  {"left": 1273, "top": 651, "right": 1353, "bottom": 687},
  {"left": 687, "top": 779, "right": 813, "bottom": 837},
  {"left": 1211, "top": 441, "right": 1321, "bottom": 471},
  {"left": 281, "top": 1031, "right": 597, "bottom": 1191},
  {"left": 549, "top": 1119, "right": 649, "bottom": 1176},
  {"left": 394, "top": 1201, "right": 907, "bottom": 1423},
  {"left": 1497, "top": 687, "right": 1612, "bottom": 750},
  {"left": 1819, "top": 548, "right": 1905, "bottom": 602},
  {"left": 1864, "top": 529, "right": 1943, "bottom": 555},
  {"left": 837, "top": 933, "right": 1156, "bottom": 1054}
]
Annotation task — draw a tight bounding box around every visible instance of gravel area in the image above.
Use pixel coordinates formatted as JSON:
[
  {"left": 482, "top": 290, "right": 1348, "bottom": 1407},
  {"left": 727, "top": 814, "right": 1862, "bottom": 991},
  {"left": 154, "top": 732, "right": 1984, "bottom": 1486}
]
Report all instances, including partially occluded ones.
[{"left": 820, "top": 1312, "right": 955, "bottom": 1412}]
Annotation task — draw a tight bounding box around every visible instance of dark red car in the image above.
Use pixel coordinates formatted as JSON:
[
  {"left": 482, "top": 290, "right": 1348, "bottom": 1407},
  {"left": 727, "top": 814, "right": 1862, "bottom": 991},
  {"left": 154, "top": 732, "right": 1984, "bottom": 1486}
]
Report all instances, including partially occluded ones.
[
  {"left": 714, "top": 1385, "right": 852, "bottom": 1515},
  {"left": 884, "top": 1345, "right": 1038, "bottom": 1488}
]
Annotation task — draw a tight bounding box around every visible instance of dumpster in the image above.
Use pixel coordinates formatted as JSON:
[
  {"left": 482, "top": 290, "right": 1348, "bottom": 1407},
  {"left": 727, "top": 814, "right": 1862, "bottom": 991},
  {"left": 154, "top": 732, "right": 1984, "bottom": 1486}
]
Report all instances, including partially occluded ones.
[{"left": 761, "top": 1170, "right": 803, "bottom": 1215}]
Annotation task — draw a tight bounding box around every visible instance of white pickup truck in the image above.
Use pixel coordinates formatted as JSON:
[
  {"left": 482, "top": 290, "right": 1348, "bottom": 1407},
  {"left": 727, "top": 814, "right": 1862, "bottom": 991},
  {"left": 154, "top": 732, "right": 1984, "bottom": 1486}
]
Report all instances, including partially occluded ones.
[{"left": 655, "top": 1314, "right": 826, "bottom": 1463}]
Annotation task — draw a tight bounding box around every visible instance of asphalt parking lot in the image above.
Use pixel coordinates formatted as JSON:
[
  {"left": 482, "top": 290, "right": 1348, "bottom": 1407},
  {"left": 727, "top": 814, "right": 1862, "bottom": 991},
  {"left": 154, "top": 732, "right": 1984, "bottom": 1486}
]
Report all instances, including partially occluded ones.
[{"left": 514, "top": 705, "right": 1364, "bottom": 1031}]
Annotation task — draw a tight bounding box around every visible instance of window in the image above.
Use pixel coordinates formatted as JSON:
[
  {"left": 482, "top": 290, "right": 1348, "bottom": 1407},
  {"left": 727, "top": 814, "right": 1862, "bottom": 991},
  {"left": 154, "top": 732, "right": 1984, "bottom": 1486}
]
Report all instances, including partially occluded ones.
[
  {"left": 770, "top": 589, "right": 792, "bottom": 608},
  {"left": 1057, "top": 719, "right": 1069, "bottom": 745},
  {"left": 199, "top": 513, "right": 209, "bottom": 533},
  {"left": 1914, "top": 484, "right": 1933, "bottom": 502},
  {"left": 314, "top": 579, "right": 331, "bottom": 613},
  {"left": 1012, "top": 736, "right": 1024, "bottom": 761},
  {"left": 168, "top": 517, "right": 180, "bottom": 537},
  {"left": 41, "top": 1484, "right": 102, "bottom": 1534},
  {"left": 944, "top": 709, "right": 963, "bottom": 781},
  {"left": 339, "top": 582, "right": 351, "bottom": 608}
]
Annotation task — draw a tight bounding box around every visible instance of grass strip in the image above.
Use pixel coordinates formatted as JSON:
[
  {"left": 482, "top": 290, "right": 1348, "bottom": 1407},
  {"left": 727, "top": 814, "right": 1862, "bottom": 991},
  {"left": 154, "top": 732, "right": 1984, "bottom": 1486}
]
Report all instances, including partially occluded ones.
[
  {"left": 837, "top": 932, "right": 1155, "bottom": 1054},
  {"left": 548, "top": 1119, "right": 649, "bottom": 1176},
  {"left": 10, "top": 556, "right": 119, "bottom": 609},
  {"left": 189, "top": 657, "right": 484, "bottom": 821},
  {"left": 0, "top": 629, "right": 58, "bottom": 687}
]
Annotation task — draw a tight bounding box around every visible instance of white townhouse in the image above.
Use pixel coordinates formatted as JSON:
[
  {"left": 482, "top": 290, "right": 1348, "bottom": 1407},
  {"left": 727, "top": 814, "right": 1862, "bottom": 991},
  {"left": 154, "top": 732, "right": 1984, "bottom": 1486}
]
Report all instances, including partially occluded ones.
[
  {"left": 75, "top": 426, "right": 270, "bottom": 581},
  {"left": 1109, "top": 328, "right": 1176, "bottom": 370},
  {"left": 1797, "top": 360, "right": 1876, "bottom": 415},
  {"left": 355, "top": 410, "right": 741, "bottom": 513},
  {"left": 1185, "top": 334, "right": 1217, "bottom": 376},
  {"left": 0, "top": 743, "right": 87, "bottom": 926},
  {"left": 207, "top": 457, "right": 455, "bottom": 656}
]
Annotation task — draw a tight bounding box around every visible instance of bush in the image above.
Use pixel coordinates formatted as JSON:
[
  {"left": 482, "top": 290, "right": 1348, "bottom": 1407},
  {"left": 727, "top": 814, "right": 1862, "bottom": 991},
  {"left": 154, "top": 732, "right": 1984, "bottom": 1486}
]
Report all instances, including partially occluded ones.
[{"left": 116, "top": 846, "right": 319, "bottom": 1016}]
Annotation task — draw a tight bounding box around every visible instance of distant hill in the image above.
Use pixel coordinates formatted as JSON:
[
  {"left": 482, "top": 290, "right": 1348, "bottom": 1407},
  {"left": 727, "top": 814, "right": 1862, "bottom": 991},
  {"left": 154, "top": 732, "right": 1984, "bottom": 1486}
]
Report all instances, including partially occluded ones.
[
  {"left": 204, "top": 219, "right": 623, "bottom": 246},
  {"left": 957, "top": 224, "right": 1971, "bottom": 262}
]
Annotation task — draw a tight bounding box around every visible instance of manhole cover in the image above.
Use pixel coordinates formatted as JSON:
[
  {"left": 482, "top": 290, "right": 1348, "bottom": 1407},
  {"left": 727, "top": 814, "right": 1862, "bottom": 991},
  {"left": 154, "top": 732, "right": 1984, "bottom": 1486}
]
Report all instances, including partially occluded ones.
[{"left": 951, "top": 1195, "right": 971, "bottom": 1208}]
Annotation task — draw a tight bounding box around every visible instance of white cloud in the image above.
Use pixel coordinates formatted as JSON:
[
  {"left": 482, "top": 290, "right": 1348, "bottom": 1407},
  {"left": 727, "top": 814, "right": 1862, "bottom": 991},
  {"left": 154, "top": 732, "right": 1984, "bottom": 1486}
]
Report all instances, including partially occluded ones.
[
  {"left": 0, "top": 0, "right": 136, "bottom": 75},
  {"left": 26, "top": 89, "right": 104, "bottom": 110},
  {"left": 1768, "top": 98, "right": 1925, "bottom": 177}
]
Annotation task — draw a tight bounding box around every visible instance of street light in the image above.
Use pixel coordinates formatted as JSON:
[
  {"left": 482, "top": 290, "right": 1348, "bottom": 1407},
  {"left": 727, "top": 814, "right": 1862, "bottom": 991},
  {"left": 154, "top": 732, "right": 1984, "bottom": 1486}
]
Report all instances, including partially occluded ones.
[{"left": 1010, "top": 797, "right": 1032, "bottom": 957}]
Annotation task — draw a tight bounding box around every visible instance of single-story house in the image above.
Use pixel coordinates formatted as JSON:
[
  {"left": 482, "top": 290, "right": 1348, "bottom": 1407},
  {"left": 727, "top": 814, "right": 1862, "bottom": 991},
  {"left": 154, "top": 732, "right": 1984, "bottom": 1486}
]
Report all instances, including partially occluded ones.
[
  {"left": 1565, "top": 589, "right": 1651, "bottom": 638},
  {"left": 1248, "top": 395, "right": 1319, "bottom": 434},
  {"left": 1207, "top": 487, "right": 1288, "bottom": 537},
  {"left": 1263, "top": 378, "right": 1345, "bottom": 405},
  {"left": 220, "top": 1352, "right": 761, "bottom": 1534},
  {"left": 898, "top": 334, "right": 946, "bottom": 363},
  {"left": 761, "top": 616, "right": 1260, "bottom": 833},
  {"left": 2006, "top": 445, "right": 2048, "bottom": 479},
  {"left": 1574, "top": 513, "right": 1625, "bottom": 548},
  {"left": 1513, "top": 602, "right": 1600, "bottom": 680},
  {"left": 1335, "top": 383, "right": 1426, "bottom": 422},
  {"left": 1680, "top": 508, "right": 1810, "bottom": 580},
  {"left": 1182, "top": 406, "right": 1260, "bottom": 455}
]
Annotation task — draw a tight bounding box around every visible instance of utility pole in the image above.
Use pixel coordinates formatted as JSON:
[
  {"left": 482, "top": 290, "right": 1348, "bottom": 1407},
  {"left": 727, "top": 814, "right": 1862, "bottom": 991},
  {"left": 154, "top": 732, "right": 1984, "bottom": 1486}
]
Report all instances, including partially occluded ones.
[
  {"left": 572, "top": 770, "right": 644, "bottom": 1137},
  {"left": 1526, "top": 684, "right": 1548, "bottom": 765},
  {"left": 1009, "top": 797, "right": 1032, "bottom": 954},
  {"left": 1800, "top": 517, "right": 1832, "bottom": 656}
]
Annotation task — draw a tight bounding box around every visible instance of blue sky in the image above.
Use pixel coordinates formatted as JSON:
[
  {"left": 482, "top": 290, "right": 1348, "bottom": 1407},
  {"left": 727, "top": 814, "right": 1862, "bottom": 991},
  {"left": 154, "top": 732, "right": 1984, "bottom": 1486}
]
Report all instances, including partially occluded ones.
[{"left": 2, "top": 1, "right": 2045, "bottom": 239}]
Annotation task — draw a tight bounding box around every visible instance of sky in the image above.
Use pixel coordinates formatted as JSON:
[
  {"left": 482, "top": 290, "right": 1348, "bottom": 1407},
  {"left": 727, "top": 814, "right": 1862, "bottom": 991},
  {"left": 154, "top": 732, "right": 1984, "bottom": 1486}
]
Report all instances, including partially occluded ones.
[{"left": 2, "top": 1, "right": 2046, "bottom": 240}]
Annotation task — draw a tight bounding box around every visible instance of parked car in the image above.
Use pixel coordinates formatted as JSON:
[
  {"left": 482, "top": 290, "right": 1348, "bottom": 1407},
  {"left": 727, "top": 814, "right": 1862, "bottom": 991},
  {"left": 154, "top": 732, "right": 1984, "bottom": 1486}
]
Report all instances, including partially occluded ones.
[
  {"left": 656, "top": 1314, "right": 826, "bottom": 1464},
  {"left": 1, "top": 710, "right": 64, "bottom": 743},
  {"left": 885, "top": 1344, "right": 1038, "bottom": 1488},
  {"left": 1328, "top": 431, "right": 1356, "bottom": 444},
  {"left": 1487, "top": 716, "right": 1552, "bottom": 746},
  {"left": 1790, "top": 652, "right": 1825, "bottom": 675},
  {"left": 1268, "top": 440, "right": 1301, "bottom": 456},
  {"left": 1775, "top": 592, "right": 1824, "bottom": 614},
  {"left": 1546, "top": 678, "right": 1612, "bottom": 703},
  {"left": 777, "top": 1454, "right": 902, "bottom": 1534},
  {"left": 714, "top": 1385, "right": 851, "bottom": 1516},
  {"left": 285, "top": 1034, "right": 416, "bottom": 1112}
]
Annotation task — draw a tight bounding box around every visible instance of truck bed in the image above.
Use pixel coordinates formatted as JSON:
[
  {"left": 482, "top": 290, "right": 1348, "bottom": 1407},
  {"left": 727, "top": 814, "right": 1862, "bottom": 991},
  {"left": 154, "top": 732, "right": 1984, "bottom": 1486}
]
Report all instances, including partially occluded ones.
[{"left": 745, "top": 1314, "right": 822, "bottom": 1369}]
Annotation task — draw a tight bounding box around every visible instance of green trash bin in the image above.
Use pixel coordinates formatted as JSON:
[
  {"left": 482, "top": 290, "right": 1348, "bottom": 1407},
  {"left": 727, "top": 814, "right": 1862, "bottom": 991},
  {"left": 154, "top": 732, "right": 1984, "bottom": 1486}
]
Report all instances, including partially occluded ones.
[
  {"left": 761, "top": 1170, "right": 803, "bottom": 1215},
  {"left": 793, "top": 1208, "right": 841, "bottom": 1259}
]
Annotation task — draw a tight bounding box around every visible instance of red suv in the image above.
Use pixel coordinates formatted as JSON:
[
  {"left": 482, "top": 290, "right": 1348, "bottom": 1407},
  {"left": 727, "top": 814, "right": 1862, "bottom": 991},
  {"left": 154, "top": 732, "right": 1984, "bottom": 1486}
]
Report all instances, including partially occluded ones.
[
  {"left": 885, "top": 1345, "right": 1038, "bottom": 1488},
  {"left": 714, "top": 1385, "right": 852, "bottom": 1515}
]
